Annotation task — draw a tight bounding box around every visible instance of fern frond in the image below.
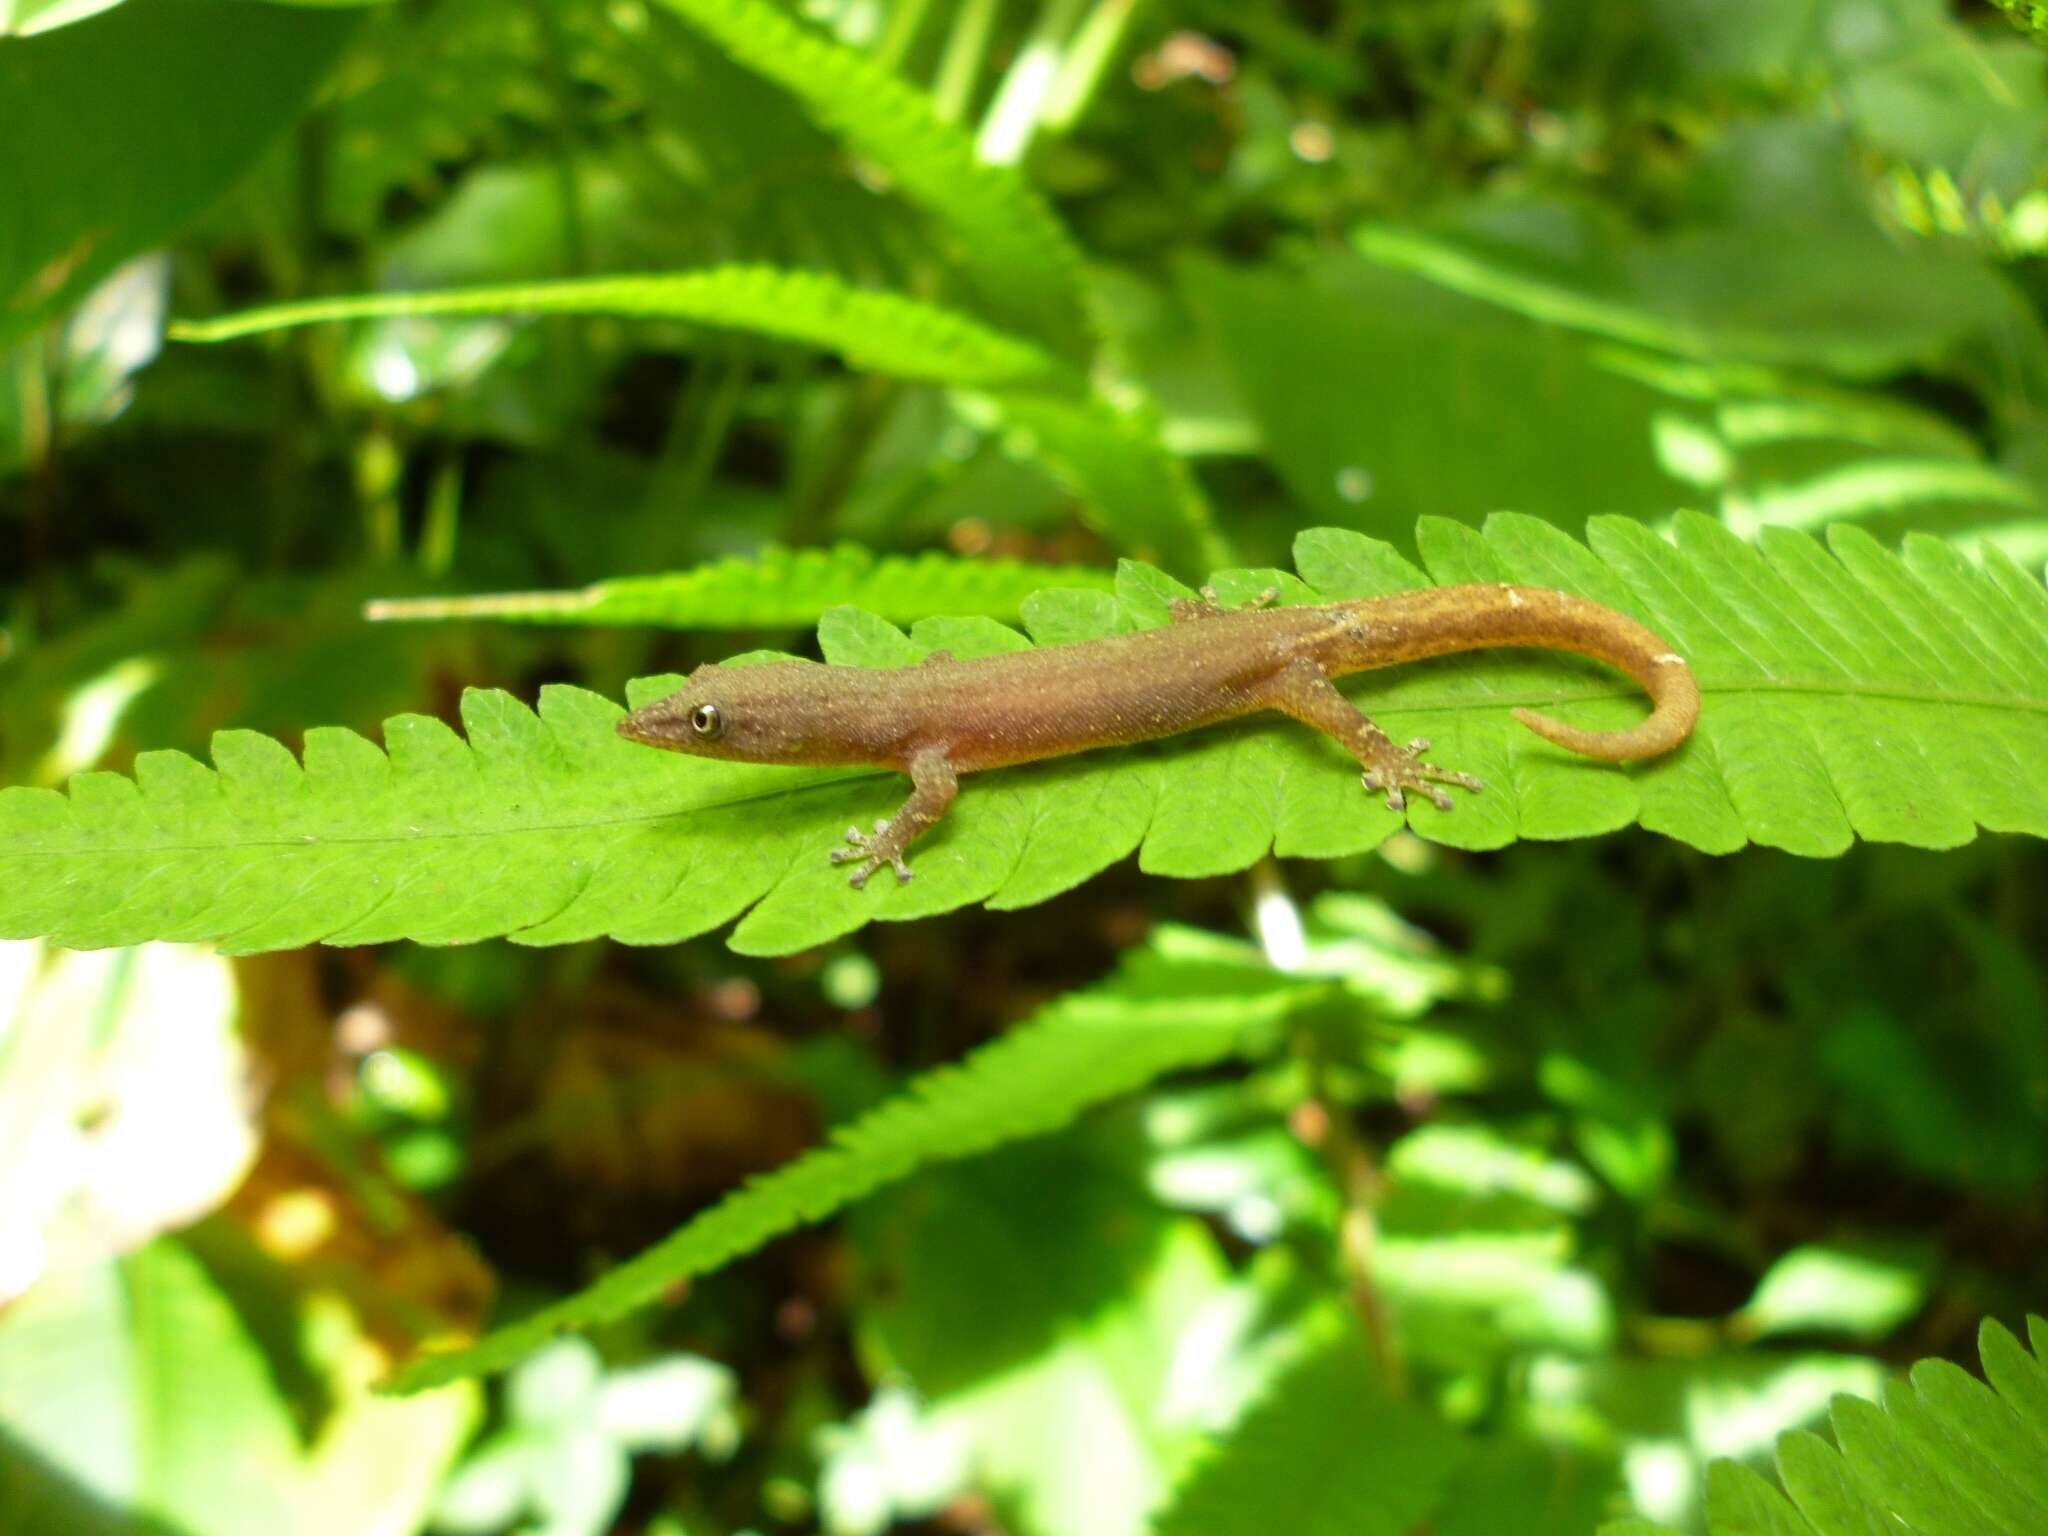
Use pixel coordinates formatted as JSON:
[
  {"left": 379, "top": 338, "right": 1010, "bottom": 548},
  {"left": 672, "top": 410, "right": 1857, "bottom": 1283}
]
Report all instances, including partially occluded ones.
[
  {"left": 386, "top": 927, "right": 1313, "bottom": 1391},
  {"left": 1602, "top": 1315, "right": 2048, "bottom": 1536},
  {"left": 4, "top": 516, "right": 2045, "bottom": 958},
  {"left": 362, "top": 545, "right": 1116, "bottom": 629},
  {"left": 170, "top": 266, "right": 1060, "bottom": 388},
  {"left": 650, "top": 0, "right": 1093, "bottom": 360}
]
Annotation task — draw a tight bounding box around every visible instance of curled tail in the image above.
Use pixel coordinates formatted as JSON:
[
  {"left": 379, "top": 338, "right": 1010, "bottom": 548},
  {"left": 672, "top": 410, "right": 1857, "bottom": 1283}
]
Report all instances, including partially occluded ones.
[{"left": 1329, "top": 583, "right": 1701, "bottom": 763}]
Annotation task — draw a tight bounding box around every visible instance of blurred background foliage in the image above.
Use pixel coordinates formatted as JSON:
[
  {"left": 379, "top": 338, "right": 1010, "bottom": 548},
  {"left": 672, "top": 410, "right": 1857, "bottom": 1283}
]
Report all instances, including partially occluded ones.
[{"left": 2, "top": 0, "right": 2047, "bottom": 1532}]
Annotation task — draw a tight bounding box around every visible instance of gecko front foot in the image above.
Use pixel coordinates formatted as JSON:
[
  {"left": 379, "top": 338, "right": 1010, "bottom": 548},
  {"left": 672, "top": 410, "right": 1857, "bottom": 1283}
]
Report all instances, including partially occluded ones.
[
  {"left": 1360, "top": 738, "right": 1485, "bottom": 813},
  {"left": 829, "top": 820, "right": 915, "bottom": 888}
]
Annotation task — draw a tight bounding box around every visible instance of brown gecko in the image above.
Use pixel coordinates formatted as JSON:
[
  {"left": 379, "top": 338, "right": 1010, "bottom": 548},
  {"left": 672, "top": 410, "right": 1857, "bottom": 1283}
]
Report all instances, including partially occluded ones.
[{"left": 619, "top": 584, "right": 1700, "bottom": 887}]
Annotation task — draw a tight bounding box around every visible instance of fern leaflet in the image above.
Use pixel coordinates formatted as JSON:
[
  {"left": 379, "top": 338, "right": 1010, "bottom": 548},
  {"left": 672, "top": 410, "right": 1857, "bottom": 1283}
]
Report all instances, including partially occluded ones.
[
  {"left": 170, "top": 266, "right": 1060, "bottom": 388},
  {"left": 362, "top": 545, "right": 1116, "bottom": 629},
  {"left": 3, "top": 516, "right": 2045, "bottom": 958},
  {"left": 1603, "top": 1315, "right": 2048, "bottom": 1536}
]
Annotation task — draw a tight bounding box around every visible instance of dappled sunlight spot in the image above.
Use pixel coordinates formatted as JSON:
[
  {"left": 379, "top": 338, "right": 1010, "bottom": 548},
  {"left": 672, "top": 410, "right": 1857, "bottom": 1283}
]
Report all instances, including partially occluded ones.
[
  {"left": 369, "top": 341, "right": 421, "bottom": 401},
  {"left": 1624, "top": 1440, "right": 1698, "bottom": 1529},
  {"left": 1684, "top": 1355, "right": 1884, "bottom": 1463},
  {"left": 0, "top": 941, "right": 254, "bottom": 1300},
  {"left": 256, "top": 1188, "right": 339, "bottom": 1260},
  {"left": 34, "top": 655, "right": 162, "bottom": 785}
]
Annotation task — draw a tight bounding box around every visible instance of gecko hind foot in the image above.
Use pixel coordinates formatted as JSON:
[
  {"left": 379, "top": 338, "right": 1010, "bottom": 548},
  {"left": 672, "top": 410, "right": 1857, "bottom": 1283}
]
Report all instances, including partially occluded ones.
[
  {"left": 1361, "top": 739, "right": 1484, "bottom": 813},
  {"left": 829, "top": 821, "right": 915, "bottom": 888}
]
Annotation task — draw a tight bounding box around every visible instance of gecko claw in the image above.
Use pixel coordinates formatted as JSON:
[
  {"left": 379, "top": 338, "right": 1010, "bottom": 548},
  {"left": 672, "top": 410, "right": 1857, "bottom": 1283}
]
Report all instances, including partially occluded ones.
[
  {"left": 1361, "top": 741, "right": 1483, "bottom": 814},
  {"left": 830, "top": 820, "right": 915, "bottom": 887}
]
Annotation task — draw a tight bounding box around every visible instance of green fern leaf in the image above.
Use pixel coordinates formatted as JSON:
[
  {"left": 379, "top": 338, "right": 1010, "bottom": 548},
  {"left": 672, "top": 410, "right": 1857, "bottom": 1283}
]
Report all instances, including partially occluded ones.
[
  {"left": 170, "top": 266, "right": 1060, "bottom": 388},
  {"left": 4, "top": 516, "right": 2046, "bottom": 958},
  {"left": 1605, "top": 1316, "right": 2048, "bottom": 1536},
  {"left": 385, "top": 926, "right": 1313, "bottom": 1391},
  {"left": 361, "top": 544, "right": 1116, "bottom": 629},
  {"left": 650, "top": 0, "right": 1093, "bottom": 359}
]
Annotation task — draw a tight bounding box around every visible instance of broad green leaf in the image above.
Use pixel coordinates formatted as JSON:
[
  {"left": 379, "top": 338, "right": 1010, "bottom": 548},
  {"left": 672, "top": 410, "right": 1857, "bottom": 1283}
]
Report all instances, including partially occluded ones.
[
  {"left": 363, "top": 544, "right": 1116, "bottom": 629},
  {"left": 386, "top": 926, "right": 1316, "bottom": 1391},
  {"left": 171, "top": 266, "right": 1060, "bottom": 388},
  {"left": 859, "top": 1143, "right": 1246, "bottom": 1536},
  {"left": 0, "top": 0, "right": 355, "bottom": 348},
  {"left": 1180, "top": 254, "right": 1699, "bottom": 543},
  {"left": 1151, "top": 1337, "right": 1467, "bottom": 1536},
  {"left": 650, "top": 0, "right": 1092, "bottom": 360},
  {"left": 0, "top": 1236, "right": 476, "bottom": 1535},
  {"left": 1350, "top": 182, "right": 2039, "bottom": 387},
  {"left": 5, "top": 516, "right": 2048, "bottom": 957}
]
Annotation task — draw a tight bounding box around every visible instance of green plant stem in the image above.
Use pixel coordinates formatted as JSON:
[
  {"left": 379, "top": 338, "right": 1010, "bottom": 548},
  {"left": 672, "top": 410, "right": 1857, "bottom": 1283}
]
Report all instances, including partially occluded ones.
[
  {"left": 790, "top": 373, "right": 902, "bottom": 542},
  {"left": 876, "top": 0, "right": 937, "bottom": 74},
  {"left": 1248, "top": 860, "right": 1407, "bottom": 1396},
  {"left": 1040, "top": 0, "right": 1138, "bottom": 135},
  {"left": 1309, "top": 1040, "right": 1407, "bottom": 1398},
  {"left": 932, "top": 0, "right": 1002, "bottom": 123},
  {"left": 977, "top": 0, "right": 1091, "bottom": 162}
]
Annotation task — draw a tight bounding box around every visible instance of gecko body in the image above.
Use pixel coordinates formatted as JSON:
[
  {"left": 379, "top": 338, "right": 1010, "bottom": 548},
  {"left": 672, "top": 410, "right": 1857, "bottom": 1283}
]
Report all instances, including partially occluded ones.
[{"left": 620, "top": 584, "right": 1700, "bottom": 886}]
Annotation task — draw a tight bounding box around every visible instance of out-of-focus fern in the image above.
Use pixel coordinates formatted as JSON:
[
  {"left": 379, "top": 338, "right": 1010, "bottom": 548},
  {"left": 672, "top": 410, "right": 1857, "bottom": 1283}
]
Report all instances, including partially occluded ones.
[
  {"left": 965, "top": 390, "right": 1233, "bottom": 578},
  {"left": 386, "top": 925, "right": 1316, "bottom": 1390},
  {"left": 649, "top": 0, "right": 1094, "bottom": 360},
  {"left": 1603, "top": 1315, "right": 2048, "bottom": 1536},
  {"left": 171, "top": 266, "right": 1060, "bottom": 388},
  {"left": 1992, "top": 0, "right": 2048, "bottom": 46},
  {"left": 3, "top": 516, "right": 2045, "bottom": 958},
  {"left": 362, "top": 544, "right": 1116, "bottom": 629}
]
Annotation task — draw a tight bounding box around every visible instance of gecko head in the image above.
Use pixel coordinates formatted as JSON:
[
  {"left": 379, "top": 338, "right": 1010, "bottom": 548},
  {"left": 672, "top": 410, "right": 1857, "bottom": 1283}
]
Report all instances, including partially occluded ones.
[{"left": 616, "top": 660, "right": 818, "bottom": 764}]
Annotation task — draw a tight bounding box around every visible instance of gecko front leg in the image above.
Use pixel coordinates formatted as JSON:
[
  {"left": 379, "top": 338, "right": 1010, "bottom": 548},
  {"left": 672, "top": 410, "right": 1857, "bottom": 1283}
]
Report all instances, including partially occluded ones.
[
  {"left": 1262, "top": 658, "right": 1483, "bottom": 812},
  {"left": 831, "top": 746, "right": 959, "bottom": 887}
]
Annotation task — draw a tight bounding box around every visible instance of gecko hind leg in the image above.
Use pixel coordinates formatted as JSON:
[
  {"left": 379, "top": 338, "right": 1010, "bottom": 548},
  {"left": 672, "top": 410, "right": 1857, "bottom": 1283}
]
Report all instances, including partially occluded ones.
[
  {"left": 829, "top": 747, "right": 959, "bottom": 887},
  {"left": 1263, "top": 660, "right": 1484, "bottom": 813}
]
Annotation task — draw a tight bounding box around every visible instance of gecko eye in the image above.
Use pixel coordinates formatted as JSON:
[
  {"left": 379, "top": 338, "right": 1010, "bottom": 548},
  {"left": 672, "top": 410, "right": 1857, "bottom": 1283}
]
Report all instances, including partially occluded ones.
[{"left": 689, "top": 703, "right": 723, "bottom": 738}]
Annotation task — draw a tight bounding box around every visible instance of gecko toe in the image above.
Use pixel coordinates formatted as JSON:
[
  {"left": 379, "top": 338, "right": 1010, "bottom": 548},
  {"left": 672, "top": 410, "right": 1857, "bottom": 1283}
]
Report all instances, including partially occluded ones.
[{"left": 1361, "top": 742, "right": 1482, "bottom": 814}]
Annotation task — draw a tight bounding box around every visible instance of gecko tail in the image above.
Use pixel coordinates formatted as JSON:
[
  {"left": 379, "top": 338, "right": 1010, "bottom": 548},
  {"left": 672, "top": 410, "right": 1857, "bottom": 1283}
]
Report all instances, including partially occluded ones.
[{"left": 1510, "top": 655, "right": 1700, "bottom": 763}]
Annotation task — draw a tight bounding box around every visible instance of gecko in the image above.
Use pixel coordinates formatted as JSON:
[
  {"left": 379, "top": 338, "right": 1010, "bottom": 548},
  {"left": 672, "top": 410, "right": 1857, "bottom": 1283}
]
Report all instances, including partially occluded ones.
[{"left": 617, "top": 583, "right": 1701, "bottom": 888}]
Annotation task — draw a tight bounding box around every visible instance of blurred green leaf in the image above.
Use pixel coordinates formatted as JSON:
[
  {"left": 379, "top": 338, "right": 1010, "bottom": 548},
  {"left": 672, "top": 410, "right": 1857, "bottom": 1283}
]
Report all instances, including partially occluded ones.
[
  {"left": 860, "top": 1144, "right": 1243, "bottom": 1536},
  {"left": 1152, "top": 1337, "right": 1468, "bottom": 1536},
  {"left": 0, "top": 0, "right": 355, "bottom": 347},
  {"left": 0, "top": 1238, "right": 476, "bottom": 1536},
  {"left": 651, "top": 0, "right": 1092, "bottom": 359},
  {"left": 172, "top": 266, "right": 1063, "bottom": 389},
  {"left": 1181, "top": 254, "right": 1697, "bottom": 544}
]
